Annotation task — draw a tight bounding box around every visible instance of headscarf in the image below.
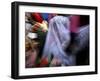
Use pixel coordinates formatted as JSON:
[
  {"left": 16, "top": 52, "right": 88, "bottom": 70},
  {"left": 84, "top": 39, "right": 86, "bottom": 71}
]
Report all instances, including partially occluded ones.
[{"left": 31, "top": 13, "right": 43, "bottom": 23}]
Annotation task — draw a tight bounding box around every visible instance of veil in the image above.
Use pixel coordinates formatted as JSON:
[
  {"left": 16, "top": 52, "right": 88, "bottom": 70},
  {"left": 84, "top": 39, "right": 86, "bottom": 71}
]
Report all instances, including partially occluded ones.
[{"left": 42, "top": 16, "right": 76, "bottom": 65}]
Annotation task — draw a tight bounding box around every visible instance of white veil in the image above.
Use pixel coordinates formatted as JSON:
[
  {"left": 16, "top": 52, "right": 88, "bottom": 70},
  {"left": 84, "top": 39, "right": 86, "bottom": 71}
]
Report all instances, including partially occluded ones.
[{"left": 42, "top": 16, "right": 76, "bottom": 65}]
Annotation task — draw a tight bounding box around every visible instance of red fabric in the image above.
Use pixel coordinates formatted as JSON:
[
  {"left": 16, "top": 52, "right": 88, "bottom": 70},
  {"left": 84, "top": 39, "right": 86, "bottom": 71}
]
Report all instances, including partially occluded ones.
[
  {"left": 70, "top": 15, "right": 80, "bottom": 33},
  {"left": 35, "top": 58, "right": 49, "bottom": 67},
  {"left": 39, "top": 58, "right": 49, "bottom": 67},
  {"left": 32, "top": 13, "right": 43, "bottom": 23}
]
